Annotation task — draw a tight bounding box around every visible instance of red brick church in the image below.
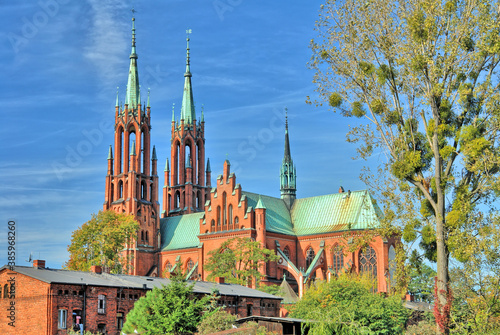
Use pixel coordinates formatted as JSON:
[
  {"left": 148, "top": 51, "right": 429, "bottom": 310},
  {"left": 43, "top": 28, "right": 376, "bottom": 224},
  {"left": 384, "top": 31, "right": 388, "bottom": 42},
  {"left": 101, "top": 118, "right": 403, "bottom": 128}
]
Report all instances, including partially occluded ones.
[{"left": 103, "top": 18, "right": 398, "bottom": 296}]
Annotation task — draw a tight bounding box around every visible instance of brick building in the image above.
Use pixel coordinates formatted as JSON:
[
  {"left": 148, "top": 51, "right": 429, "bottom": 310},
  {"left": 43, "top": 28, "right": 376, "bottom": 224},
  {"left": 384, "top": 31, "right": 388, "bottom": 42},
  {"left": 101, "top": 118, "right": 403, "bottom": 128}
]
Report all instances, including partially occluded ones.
[
  {"left": 0, "top": 262, "right": 281, "bottom": 335},
  {"left": 103, "top": 17, "right": 398, "bottom": 295}
]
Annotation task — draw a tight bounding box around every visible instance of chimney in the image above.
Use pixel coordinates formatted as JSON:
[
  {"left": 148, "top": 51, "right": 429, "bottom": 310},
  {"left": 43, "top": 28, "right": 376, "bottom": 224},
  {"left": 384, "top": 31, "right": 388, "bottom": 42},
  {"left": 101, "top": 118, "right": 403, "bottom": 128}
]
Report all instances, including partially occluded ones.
[
  {"left": 215, "top": 277, "right": 225, "bottom": 284},
  {"left": 33, "top": 260, "right": 45, "bottom": 269},
  {"left": 90, "top": 265, "right": 102, "bottom": 274}
]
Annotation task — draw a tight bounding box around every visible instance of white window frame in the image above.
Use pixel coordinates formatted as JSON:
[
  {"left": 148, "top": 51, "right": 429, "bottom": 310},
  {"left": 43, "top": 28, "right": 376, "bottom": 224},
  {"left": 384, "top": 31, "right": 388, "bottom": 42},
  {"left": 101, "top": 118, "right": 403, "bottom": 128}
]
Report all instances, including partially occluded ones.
[
  {"left": 58, "top": 309, "right": 67, "bottom": 329},
  {"left": 98, "top": 294, "right": 106, "bottom": 314}
]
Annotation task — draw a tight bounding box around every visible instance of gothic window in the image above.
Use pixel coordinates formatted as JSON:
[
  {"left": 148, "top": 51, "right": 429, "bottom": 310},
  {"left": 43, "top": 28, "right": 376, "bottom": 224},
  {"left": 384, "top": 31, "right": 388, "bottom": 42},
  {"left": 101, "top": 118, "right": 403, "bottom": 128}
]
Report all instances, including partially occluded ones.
[
  {"left": 141, "top": 181, "right": 147, "bottom": 199},
  {"left": 175, "top": 142, "right": 180, "bottom": 185},
  {"left": 211, "top": 219, "right": 215, "bottom": 231},
  {"left": 186, "top": 259, "right": 194, "bottom": 273},
  {"left": 141, "top": 131, "right": 146, "bottom": 174},
  {"left": 150, "top": 184, "right": 153, "bottom": 202},
  {"left": 283, "top": 246, "right": 290, "bottom": 259},
  {"left": 359, "top": 246, "right": 377, "bottom": 277},
  {"left": 223, "top": 192, "right": 227, "bottom": 226},
  {"left": 228, "top": 204, "right": 233, "bottom": 228},
  {"left": 3, "top": 284, "right": 8, "bottom": 298},
  {"left": 165, "top": 261, "right": 172, "bottom": 273},
  {"left": 141, "top": 231, "right": 144, "bottom": 241},
  {"left": 110, "top": 183, "right": 114, "bottom": 203},
  {"left": 98, "top": 295, "right": 106, "bottom": 314},
  {"left": 118, "top": 181, "right": 123, "bottom": 199},
  {"left": 217, "top": 206, "right": 221, "bottom": 228},
  {"left": 306, "top": 247, "right": 315, "bottom": 269},
  {"left": 145, "top": 231, "right": 149, "bottom": 242},
  {"left": 175, "top": 191, "right": 180, "bottom": 209},
  {"left": 129, "top": 131, "right": 136, "bottom": 172},
  {"left": 332, "top": 245, "right": 344, "bottom": 275},
  {"left": 234, "top": 216, "right": 239, "bottom": 229}
]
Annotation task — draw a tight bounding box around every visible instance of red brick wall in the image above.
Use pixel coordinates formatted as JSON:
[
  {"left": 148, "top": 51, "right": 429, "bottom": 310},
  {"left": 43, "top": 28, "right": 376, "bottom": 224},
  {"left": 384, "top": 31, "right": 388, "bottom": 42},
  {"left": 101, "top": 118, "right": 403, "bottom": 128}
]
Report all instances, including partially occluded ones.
[{"left": 0, "top": 269, "right": 50, "bottom": 335}]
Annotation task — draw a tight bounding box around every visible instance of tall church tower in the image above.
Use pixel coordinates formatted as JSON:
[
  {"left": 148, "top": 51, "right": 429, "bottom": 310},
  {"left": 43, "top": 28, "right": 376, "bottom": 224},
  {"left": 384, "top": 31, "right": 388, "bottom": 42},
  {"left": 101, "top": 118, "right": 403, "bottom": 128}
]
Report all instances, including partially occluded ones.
[
  {"left": 162, "top": 33, "right": 211, "bottom": 217},
  {"left": 104, "top": 17, "right": 160, "bottom": 276},
  {"left": 280, "top": 113, "right": 296, "bottom": 209}
]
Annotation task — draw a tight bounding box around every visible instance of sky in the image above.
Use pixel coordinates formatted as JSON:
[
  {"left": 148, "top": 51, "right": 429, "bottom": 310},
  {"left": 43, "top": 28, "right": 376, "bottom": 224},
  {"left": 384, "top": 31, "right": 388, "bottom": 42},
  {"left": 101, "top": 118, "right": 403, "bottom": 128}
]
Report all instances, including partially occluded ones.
[{"left": 0, "top": 0, "right": 380, "bottom": 269}]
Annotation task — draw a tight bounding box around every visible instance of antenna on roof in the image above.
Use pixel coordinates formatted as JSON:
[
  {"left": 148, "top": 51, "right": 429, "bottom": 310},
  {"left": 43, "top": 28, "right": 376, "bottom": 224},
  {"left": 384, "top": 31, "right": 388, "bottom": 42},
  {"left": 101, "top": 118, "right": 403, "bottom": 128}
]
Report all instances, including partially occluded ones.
[{"left": 26, "top": 252, "right": 33, "bottom": 264}]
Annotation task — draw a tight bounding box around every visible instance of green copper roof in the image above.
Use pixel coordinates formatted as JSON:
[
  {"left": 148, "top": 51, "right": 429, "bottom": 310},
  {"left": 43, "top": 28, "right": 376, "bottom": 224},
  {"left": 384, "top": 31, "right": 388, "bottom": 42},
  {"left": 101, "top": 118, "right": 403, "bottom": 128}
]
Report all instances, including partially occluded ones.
[
  {"left": 180, "top": 34, "right": 196, "bottom": 124},
  {"left": 164, "top": 158, "right": 170, "bottom": 172},
  {"left": 242, "top": 192, "right": 295, "bottom": 236},
  {"left": 255, "top": 195, "right": 266, "bottom": 209},
  {"left": 291, "top": 190, "right": 381, "bottom": 236},
  {"left": 107, "top": 145, "right": 113, "bottom": 160},
  {"left": 126, "top": 17, "right": 140, "bottom": 108},
  {"left": 152, "top": 145, "right": 157, "bottom": 161},
  {"left": 160, "top": 212, "right": 204, "bottom": 251},
  {"left": 206, "top": 158, "right": 211, "bottom": 173}
]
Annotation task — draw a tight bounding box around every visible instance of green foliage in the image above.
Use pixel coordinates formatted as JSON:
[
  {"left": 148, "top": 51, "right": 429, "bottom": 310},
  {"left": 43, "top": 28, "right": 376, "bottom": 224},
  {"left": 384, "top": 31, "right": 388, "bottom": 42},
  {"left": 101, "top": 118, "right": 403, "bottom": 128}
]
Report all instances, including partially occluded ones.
[
  {"left": 205, "top": 237, "right": 279, "bottom": 286},
  {"left": 122, "top": 276, "right": 212, "bottom": 335},
  {"left": 408, "top": 263, "right": 436, "bottom": 303},
  {"left": 197, "top": 310, "right": 237, "bottom": 335},
  {"left": 290, "top": 275, "right": 409, "bottom": 334},
  {"left": 329, "top": 92, "right": 343, "bottom": 107},
  {"left": 65, "top": 210, "right": 139, "bottom": 273},
  {"left": 257, "top": 283, "right": 283, "bottom": 297}
]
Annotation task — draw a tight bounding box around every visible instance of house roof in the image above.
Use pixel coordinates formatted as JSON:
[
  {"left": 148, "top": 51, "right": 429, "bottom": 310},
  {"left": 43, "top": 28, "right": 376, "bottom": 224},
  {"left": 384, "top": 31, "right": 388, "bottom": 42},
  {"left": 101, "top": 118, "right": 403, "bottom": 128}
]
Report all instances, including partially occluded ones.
[
  {"left": 2, "top": 265, "right": 281, "bottom": 300},
  {"left": 160, "top": 212, "right": 204, "bottom": 251}
]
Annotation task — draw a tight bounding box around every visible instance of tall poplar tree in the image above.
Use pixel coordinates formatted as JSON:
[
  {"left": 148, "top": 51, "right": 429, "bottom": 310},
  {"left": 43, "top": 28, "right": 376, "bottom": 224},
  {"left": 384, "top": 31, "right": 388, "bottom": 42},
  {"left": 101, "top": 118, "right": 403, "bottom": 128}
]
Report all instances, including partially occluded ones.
[{"left": 310, "top": 0, "right": 500, "bottom": 333}]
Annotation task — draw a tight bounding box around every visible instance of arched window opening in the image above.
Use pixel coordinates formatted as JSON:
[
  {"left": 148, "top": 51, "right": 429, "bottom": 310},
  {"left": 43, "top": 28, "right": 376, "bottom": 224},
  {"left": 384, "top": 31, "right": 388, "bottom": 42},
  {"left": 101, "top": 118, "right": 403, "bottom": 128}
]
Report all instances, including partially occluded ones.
[
  {"left": 306, "top": 247, "right": 315, "bottom": 269},
  {"left": 186, "top": 259, "right": 194, "bottom": 273},
  {"left": 141, "top": 181, "right": 147, "bottom": 199},
  {"left": 118, "top": 181, "right": 123, "bottom": 199},
  {"left": 136, "top": 181, "right": 140, "bottom": 199},
  {"left": 119, "top": 128, "right": 124, "bottom": 174},
  {"left": 222, "top": 192, "right": 227, "bottom": 226},
  {"left": 283, "top": 246, "right": 291, "bottom": 279},
  {"left": 185, "top": 142, "right": 192, "bottom": 183},
  {"left": 129, "top": 131, "right": 136, "bottom": 172},
  {"left": 234, "top": 216, "right": 239, "bottom": 229},
  {"left": 196, "top": 142, "right": 202, "bottom": 185},
  {"left": 217, "top": 206, "right": 221, "bottom": 229},
  {"left": 228, "top": 204, "right": 233, "bottom": 229},
  {"left": 145, "top": 231, "right": 149, "bottom": 242},
  {"left": 197, "top": 191, "right": 202, "bottom": 209},
  {"left": 141, "top": 130, "right": 146, "bottom": 174},
  {"left": 3, "top": 284, "right": 8, "bottom": 298},
  {"left": 150, "top": 184, "right": 153, "bottom": 202},
  {"left": 332, "top": 245, "right": 344, "bottom": 275},
  {"left": 165, "top": 261, "right": 172, "bottom": 273},
  {"left": 174, "top": 142, "right": 180, "bottom": 185},
  {"left": 175, "top": 191, "right": 180, "bottom": 209},
  {"left": 140, "top": 231, "right": 144, "bottom": 241},
  {"left": 110, "top": 183, "right": 114, "bottom": 203},
  {"left": 192, "top": 191, "right": 196, "bottom": 209},
  {"left": 359, "top": 245, "right": 377, "bottom": 277},
  {"left": 211, "top": 219, "right": 215, "bottom": 231}
]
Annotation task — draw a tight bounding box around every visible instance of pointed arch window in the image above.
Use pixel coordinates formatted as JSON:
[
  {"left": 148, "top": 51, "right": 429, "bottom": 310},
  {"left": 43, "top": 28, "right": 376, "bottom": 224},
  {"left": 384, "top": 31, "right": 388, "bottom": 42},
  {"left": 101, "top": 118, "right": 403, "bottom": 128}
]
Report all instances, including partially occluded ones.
[
  {"left": 222, "top": 192, "right": 227, "bottom": 226},
  {"left": 165, "top": 261, "right": 172, "bottom": 273},
  {"left": 332, "top": 245, "right": 344, "bottom": 275},
  {"left": 186, "top": 259, "right": 194, "bottom": 273},
  {"left": 282, "top": 246, "right": 291, "bottom": 279},
  {"left": 217, "top": 206, "right": 221, "bottom": 229},
  {"left": 3, "top": 284, "right": 8, "bottom": 298},
  {"left": 141, "top": 231, "right": 144, "bottom": 241},
  {"left": 118, "top": 181, "right": 123, "bottom": 199},
  {"left": 359, "top": 245, "right": 377, "bottom": 277},
  {"left": 283, "top": 246, "right": 290, "bottom": 259},
  {"left": 228, "top": 204, "right": 233, "bottom": 229},
  {"left": 145, "top": 231, "right": 149, "bottom": 242},
  {"left": 234, "top": 216, "right": 239, "bottom": 229},
  {"left": 211, "top": 219, "right": 215, "bottom": 231},
  {"left": 306, "top": 247, "right": 315, "bottom": 269}
]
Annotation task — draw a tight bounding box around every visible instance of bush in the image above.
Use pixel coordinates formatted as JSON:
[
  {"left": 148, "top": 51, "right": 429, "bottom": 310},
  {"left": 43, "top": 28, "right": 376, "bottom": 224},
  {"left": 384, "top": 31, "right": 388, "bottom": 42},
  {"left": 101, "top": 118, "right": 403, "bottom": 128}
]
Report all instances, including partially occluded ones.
[{"left": 197, "top": 310, "right": 237, "bottom": 335}]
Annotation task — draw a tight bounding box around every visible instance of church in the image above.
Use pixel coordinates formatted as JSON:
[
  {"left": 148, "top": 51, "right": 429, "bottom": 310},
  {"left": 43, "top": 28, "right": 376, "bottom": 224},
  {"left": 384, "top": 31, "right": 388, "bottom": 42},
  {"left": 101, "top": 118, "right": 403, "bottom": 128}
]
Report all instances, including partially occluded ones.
[{"left": 102, "top": 17, "right": 398, "bottom": 296}]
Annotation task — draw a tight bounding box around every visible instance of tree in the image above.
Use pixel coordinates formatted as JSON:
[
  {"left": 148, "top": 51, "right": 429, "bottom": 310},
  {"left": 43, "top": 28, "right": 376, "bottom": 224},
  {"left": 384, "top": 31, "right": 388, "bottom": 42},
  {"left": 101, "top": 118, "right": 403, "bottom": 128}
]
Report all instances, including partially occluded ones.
[
  {"left": 310, "top": 0, "right": 500, "bottom": 332},
  {"left": 65, "top": 210, "right": 139, "bottom": 273},
  {"left": 204, "top": 237, "right": 279, "bottom": 286},
  {"left": 408, "top": 261, "right": 437, "bottom": 303},
  {"left": 122, "top": 275, "right": 213, "bottom": 335},
  {"left": 290, "top": 274, "right": 409, "bottom": 334},
  {"left": 197, "top": 310, "right": 237, "bottom": 335}
]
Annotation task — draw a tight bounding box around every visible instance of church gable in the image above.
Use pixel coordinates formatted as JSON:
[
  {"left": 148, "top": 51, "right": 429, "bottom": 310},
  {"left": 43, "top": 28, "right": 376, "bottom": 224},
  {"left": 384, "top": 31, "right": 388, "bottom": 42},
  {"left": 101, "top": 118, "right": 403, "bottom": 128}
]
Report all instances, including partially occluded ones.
[{"left": 200, "top": 160, "right": 254, "bottom": 235}]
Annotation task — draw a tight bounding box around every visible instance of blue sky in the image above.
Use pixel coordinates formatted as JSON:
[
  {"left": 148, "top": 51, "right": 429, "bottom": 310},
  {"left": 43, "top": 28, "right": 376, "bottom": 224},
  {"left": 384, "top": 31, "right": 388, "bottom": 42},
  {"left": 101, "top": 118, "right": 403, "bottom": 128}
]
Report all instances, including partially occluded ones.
[{"left": 0, "top": 0, "right": 379, "bottom": 268}]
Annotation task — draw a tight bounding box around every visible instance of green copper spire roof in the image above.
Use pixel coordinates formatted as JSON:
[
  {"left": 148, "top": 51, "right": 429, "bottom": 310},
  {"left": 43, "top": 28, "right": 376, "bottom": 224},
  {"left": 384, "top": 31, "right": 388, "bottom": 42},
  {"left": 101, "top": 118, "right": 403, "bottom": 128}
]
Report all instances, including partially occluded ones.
[
  {"left": 152, "top": 145, "right": 157, "bottom": 161},
  {"left": 280, "top": 109, "right": 296, "bottom": 204},
  {"left": 256, "top": 195, "right": 266, "bottom": 209},
  {"left": 108, "top": 145, "right": 113, "bottom": 160},
  {"left": 201, "top": 104, "right": 205, "bottom": 122},
  {"left": 147, "top": 88, "right": 150, "bottom": 108},
  {"left": 165, "top": 158, "right": 170, "bottom": 172},
  {"left": 172, "top": 103, "right": 175, "bottom": 122},
  {"left": 206, "top": 158, "right": 211, "bottom": 173},
  {"left": 130, "top": 140, "right": 136, "bottom": 156},
  {"left": 125, "top": 17, "right": 140, "bottom": 108},
  {"left": 115, "top": 87, "right": 119, "bottom": 107},
  {"left": 180, "top": 30, "right": 196, "bottom": 124}
]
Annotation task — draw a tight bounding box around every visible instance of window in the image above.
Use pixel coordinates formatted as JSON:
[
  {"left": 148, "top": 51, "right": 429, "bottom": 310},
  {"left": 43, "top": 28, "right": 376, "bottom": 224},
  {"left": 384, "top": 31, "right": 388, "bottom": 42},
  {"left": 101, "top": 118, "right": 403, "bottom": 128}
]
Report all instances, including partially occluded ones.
[
  {"left": 228, "top": 204, "right": 233, "bottom": 228},
  {"left": 306, "top": 247, "right": 315, "bottom": 269},
  {"left": 117, "top": 312, "right": 124, "bottom": 330},
  {"left": 165, "top": 261, "right": 172, "bottom": 273},
  {"left": 97, "top": 323, "right": 106, "bottom": 334},
  {"left": 98, "top": 294, "right": 106, "bottom": 314},
  {"left": 234, "top": 216, "right": 239, "bottom": 229},
  {"left": 359, "top": 245, "right": 377, "bottom": 277},
  {"left": 222, "top": 192, "right": 227, "bottom": 226},
  {"left": 332, "top": 245, "right": 344, "bottom": 275},
  {"left": 217, "top": 206, "right": 221, "bottom": 228},
  {"left": 186, "top": 259, "right": 194, "bottom": 273},
  {"left": 72, "top": 309, "right": 82, "bottom": 328},
  {"left": 58, "top": 309, "right": 67, "bottom": 329},
  {"left": 3, "top": 284, "right": 8, "bottom": 298}
]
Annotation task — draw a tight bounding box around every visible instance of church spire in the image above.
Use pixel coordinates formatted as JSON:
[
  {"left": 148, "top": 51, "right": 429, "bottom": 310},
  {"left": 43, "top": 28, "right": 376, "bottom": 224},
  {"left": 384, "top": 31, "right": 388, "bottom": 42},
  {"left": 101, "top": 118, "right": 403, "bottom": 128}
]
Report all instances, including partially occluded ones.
[
  {"left": 125, "top": 16, "right": 140, "bottom": 108},
  {"left": 280, "top": 109, "right": 296, "bottom": 209},
  {"left": 180, "top": 29, "right": 196, "bottom": 124}
]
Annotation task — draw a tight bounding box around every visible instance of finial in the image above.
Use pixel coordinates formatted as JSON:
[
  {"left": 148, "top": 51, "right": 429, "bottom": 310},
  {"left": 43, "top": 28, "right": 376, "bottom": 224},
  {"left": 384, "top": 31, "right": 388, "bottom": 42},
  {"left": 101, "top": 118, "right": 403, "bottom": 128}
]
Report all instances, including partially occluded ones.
[
  {"left": 164, "top": 158, "right": 170, "bottom": 172},
  {"left": 131, "top": 14, "right": 136, "bottom": 49},
  {"left": 130, "top": 140, "right": 136, "bottom": 155},
  {"left": 115, "top": 87, "right": 119, "bottom": 107},
  {"left": 108, "top": 145, "right": 113, "bottom": 160},
  {"left": 152, "top": 145, "right": 157, "bottom": 161},
  {"left": 172, "top": 103, "right": 175, "bottom": 122},
  {"left": 186, "top": 29, "right": 192, "bottom": 67},
  {"left": 147, "top": 88, "right": 150, "bottom": 108},
  {"left": 206, "top": 158, "right": 211, "bottom": 173},
  {"left": 201, "top": 104, "right": 205, "bottom": 122},
  {"left": 285, "top": 107, "right": 288, "bottom": 130}
]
